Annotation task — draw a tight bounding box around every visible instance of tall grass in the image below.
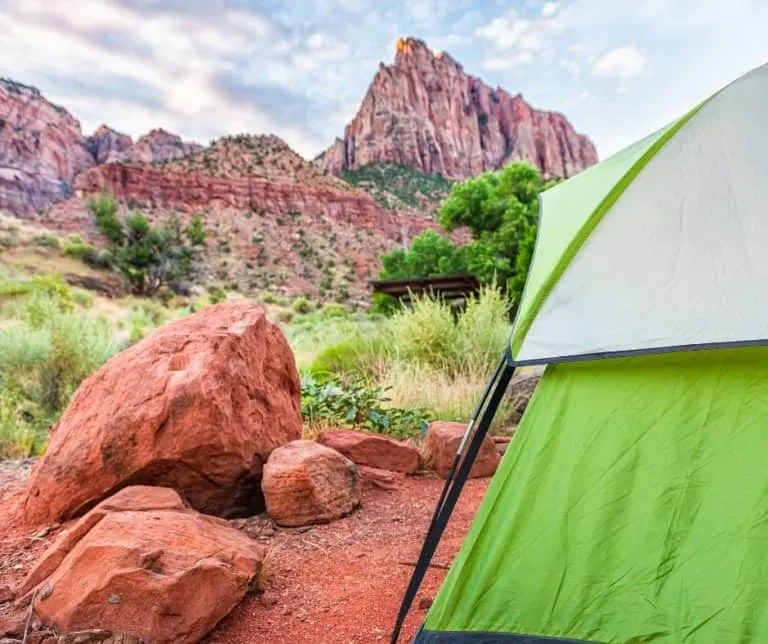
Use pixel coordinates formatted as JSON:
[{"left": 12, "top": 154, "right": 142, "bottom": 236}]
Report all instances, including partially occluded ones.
[
  {"left": 0, "top": 276, "right": 120, "bottom": 458},
  {"left": 304, "top": 286, "right": 515, "bottom": 433}
]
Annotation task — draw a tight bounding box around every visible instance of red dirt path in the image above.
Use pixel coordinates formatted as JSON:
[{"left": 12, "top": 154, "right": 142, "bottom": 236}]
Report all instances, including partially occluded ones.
[{"left": 0, "top": 460, "right": 489, "bottom": 643}]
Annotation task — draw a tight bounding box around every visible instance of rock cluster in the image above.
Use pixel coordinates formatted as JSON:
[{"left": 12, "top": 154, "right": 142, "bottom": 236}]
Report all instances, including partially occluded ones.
[
  {"left": 17, "top": 486, "right": 264, "bottom": 644},
  {"left": 22, "top": 300, "right": 302, "bottom": 525},
  {"left": 317, "top": 37, "right": 598, "bottom": 180},
  {"left": 8, "top": 300, "right": 521, "bottom": 642}
]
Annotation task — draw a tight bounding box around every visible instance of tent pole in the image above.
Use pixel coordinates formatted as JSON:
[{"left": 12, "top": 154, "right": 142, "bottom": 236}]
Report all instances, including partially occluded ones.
[
  {"left": 422, "top": 353, "right": 507, "bottom": 544},
  {"left": 391, "top": 352, "right": 515, "bottom": 643}
]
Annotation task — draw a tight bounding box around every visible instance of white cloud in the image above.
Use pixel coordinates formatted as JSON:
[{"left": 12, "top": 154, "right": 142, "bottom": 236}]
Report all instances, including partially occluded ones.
[
  {"left": 592, "top": 43, "right": 647, "bottom": 80},
  {"left": 0, "top": 0, "right": 333, "bottom": 157},
  {"left": 540, "top": 2, "right": 559, "bottom": 18},
  {"left": 475, "top": 8, "right": 567, "bottom": 70}
]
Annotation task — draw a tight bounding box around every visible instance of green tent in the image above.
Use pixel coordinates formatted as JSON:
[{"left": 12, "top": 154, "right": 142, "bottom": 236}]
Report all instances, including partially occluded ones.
[{"left": 393, "top": 61, "right": 768, "bottom": 643}]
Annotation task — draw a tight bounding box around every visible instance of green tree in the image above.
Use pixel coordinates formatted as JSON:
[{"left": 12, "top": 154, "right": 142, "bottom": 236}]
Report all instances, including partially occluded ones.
[
  {"left": 380, "top": 230, "right": 467, "bottom": 280},
  {"left": 87, "top": 193, "right": 207, "bottom": 297},
  {"left": 377, "top": 161, "right": 555, "bottom": 311}
]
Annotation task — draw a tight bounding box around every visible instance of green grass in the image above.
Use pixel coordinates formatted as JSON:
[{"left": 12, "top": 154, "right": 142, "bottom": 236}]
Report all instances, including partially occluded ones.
[
  {"left": 0, "top": 269, "right": 516, "bottom": 460},
  {"left": 342, "top": 163, "right": 452, "bottom": 211},
  {"left": 0, "top": 277, "right": 121, "bottom": 458}
]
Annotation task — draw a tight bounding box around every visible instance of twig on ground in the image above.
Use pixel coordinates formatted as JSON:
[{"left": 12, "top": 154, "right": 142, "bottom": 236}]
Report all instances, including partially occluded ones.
[{"left": 21, "top": 589, "right": 37, "bottom": 644}]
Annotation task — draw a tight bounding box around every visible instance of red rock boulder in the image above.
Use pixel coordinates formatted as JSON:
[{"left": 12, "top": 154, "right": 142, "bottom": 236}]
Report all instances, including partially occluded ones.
[
  {"left": 423, "top": 421, "right": 500, "bottom": 479},
  {"left": 22, "top": 300, "right": 302, "bottom": 525},
  {"left": 316, "top": 429, "right": 420, "bottom": 473},
  {"left": 262, "top": 440, "right": 361, "bottom": 527},
  {"left": 17, "top": 486, "right": 263, "bottom": 644},
  {"left": 358, "top": 465, "right": 406, "bottom": 491}
]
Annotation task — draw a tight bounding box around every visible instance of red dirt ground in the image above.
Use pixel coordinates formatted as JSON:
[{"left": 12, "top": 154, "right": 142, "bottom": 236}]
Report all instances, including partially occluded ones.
[{"left": 0, "top": 460, "right": 489, "bottom": 643}]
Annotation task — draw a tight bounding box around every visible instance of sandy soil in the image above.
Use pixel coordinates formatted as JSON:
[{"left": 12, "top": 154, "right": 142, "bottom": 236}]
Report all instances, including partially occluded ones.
[{"left": 0, "top": 461, "right": 489, "bottom": 643}]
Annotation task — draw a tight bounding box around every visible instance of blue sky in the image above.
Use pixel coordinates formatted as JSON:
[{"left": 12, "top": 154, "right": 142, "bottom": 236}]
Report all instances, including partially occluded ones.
[{"left": 1, "top": 0, "right": 767, "bottom": 162}]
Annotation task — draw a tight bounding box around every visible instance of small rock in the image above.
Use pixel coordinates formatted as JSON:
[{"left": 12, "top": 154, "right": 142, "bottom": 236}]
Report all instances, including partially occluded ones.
[
  {"left": 0, "top": 584, "right": 15, "bottom": 603},
  {"left": 262, "top": 440, "right": 361, "bottom": 528},
  {"left": 418, "top": 596, "right": 433, "bottom": 610},
  {"left": 358, "top": 465, "right": 405, "bottom": 491},
  {"left": 39, "top": 583, "right": 54, "bottom": 600},
  {"left": 317, "top": 429, "right": 420, "bottom": 473},
  {"left": 423, "top": 421, "right": 500, "bottom": 479},
  {"left": 107, "top": 594, "right": 121, "bottom": 605},
  {"left": 259, "top": 591, "right": 278, "bottom": 607},
  {"left": 33, "top": 527, "right": 51, "bottom": 539}
]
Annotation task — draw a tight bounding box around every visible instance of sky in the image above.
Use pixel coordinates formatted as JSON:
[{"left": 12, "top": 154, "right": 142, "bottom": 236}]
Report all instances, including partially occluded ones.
[{"left": 1, "top": 0, "right": 767, "bottom": 162}]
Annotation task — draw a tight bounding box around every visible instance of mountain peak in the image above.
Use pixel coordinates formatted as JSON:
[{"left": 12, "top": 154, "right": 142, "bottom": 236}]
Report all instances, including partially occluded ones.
[{"left": 318, "top": 37, "right": 597, "bottom": 181}]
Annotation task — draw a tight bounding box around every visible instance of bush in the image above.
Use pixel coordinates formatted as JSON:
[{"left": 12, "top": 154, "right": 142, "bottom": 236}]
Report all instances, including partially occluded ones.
[
  {"left": 87, "top": 192, "right": 208, "bottom": 296},
  {"left": 206, "top": 285, "right": 226, "bottom": 304},
  {"left": 63, "top": 236, "right": 96, "bottom": 261},
  {"left": 309, "top": 334, "right": 386, "bottom": 380},
  {"left": 0, "top": 288, "right": 119, "bottom": 457},
  {"left": 292, "top": 297, "right": 313, "bottom": 314},
  {"left": 301, "top": 374, "right": 430, "bottom": 440},
  {"left": 36, "top": 233, "right": 61, "bottom": 249},
  {"left": 384, "top": 295, "right": 459, "bottom": 371}
]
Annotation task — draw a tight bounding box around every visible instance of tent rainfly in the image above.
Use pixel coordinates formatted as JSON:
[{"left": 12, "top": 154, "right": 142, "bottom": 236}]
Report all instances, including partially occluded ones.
[{"left": 392, "top": 61, "right": 768, "bottom": 643}]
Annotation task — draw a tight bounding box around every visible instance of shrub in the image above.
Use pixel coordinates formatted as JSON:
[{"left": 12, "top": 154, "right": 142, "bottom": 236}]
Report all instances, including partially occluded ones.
[
  {"left": 206, "top": 284, "right": 226, "bottom": 304},
  {"left": 309, "top": 334, "right": 386, "bottom": 380},
  {"left": 87, "top": 192, "right": 208, "bottom": 296},
  {"left": 384, "top": 295, "right": 458, "bottom": 371},
  {"left": 300, "top": 374, "right": 430, "bottom": 440},
  {"left": 36, "top": 233, "right": 61, "bottom": 249},
  {"left": 292, "top": 297, "right": 313, "bottom": 315},
  {"left": 0, "top": 289, "right": 119, "bottom": 457}
]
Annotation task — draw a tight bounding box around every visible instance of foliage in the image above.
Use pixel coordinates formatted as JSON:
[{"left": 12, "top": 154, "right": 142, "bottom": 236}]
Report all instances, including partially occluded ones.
[
  {"left": 0, "top": 279, "right": 119, "bottom": 458},
  {"left": 301, "top": 374, "right": 430, "bottom": 440},
  {"left": 206, "top": 284, "right": 226, "bottom": 304},
  {"left": 379, "top": 230, "right": 467, "bottom": 280},
  {"left": 378, "top": 162, "right": 559, "bottom": 311},
  {"left": 87, "top": 192, "right": 207, "bottom": 296},
  {"left": 341, "top": 163, "right": 451, "bottom": 210},
  {"left": 292, "top": 296, "right": 314, "bottom": 315}
]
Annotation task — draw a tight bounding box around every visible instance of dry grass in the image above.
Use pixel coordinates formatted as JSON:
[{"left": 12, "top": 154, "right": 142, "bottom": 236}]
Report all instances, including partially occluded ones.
[{"left": 379, "top": 360, "right": 516, "bottom": 434}]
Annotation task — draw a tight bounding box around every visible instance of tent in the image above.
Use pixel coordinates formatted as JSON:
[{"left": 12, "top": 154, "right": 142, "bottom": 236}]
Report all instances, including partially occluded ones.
[{"left": 392, "top": 60, "right": 768, "bottom": 643}]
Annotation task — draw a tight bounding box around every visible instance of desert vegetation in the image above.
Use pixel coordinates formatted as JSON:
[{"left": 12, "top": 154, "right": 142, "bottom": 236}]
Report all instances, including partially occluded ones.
[{"left": 0, "top": 160, "right": 547, "bottom": 461}]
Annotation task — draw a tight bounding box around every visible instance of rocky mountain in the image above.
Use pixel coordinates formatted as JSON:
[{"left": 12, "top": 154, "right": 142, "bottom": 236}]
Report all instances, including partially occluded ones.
[
  {"left": 50, "top": 135, "right": 459, "bottom": 302},
  {"left": 0, "top": 78, "right": 202, "bottom": 214},
  {"left": 316, "top": 38, "right": 598, "bottom": 180},
  {"left": 0, "top": 78, "right": 95, "bottom": 214}
]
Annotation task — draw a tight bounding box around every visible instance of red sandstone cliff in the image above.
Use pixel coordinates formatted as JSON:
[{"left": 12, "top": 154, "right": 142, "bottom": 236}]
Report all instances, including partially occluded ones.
[
  {"left": 0, "top": 78, "right": 202, "bottom": 215},
  {"left": 316, "top": 38, "right": 598, "bottom": 180},
  {"left": 0, "top": 78, "right": 95, "bottom": 214}
]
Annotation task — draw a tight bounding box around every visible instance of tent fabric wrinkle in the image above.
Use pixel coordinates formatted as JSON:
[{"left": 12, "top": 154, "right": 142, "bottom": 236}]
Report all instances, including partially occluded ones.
[{"left": 419, "top": 348, "right": 768, "bottom": 642}]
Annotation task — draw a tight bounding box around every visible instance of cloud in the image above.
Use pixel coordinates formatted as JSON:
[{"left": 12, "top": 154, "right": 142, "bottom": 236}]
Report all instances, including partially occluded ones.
[
  {"left": 540, "top": 2, "right": 559, "bottom": 18},
  {"left": 592, "top": 43, "right": 648, "bottom": 80},
  {"left": 475, "top": 7, "right": 567, "bottom": 70}
]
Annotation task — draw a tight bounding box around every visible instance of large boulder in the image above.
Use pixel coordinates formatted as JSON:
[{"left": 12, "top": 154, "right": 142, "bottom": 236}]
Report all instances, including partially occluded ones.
[
  {"left": 423, "top": 421, "right": 500, "bottom": 479},
  {"left": 22, "top": 300, "right": 302, "bottom": 525},
  {"left": 262, "top": 440, "right": 361, "bottom": 527},
  {"left": 16, "top": 486, "right": 263, "bottom": 644},
  {"left": 316, "top": 429, "right": 420, "bottom": 473}
]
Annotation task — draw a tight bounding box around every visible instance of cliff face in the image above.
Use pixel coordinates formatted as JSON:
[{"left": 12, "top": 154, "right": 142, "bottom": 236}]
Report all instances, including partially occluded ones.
[
  {"left": 0, "top": 79, "right": 203, "bottom": 215},
  {"left": 0, "top": 78, "right": 95, "bottom": 214},
  {"left": 317, "top": 38, "right": 598, "bottom": 180}
]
